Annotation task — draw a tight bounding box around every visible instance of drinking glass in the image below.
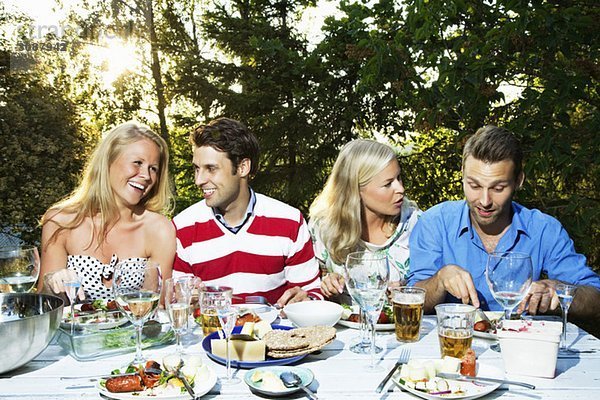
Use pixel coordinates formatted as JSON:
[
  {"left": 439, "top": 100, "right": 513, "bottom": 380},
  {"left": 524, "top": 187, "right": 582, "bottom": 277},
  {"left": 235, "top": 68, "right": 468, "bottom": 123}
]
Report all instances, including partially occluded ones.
[
  {"left": 173, "top": 275, "right": 202, "bottom": 333},
  {"left": 344, "top": 251, "right": 389, "bottom": 372},
  {"left": 164, "top": 278, "right": 191, "bottom": 355},
  {"left": 0, "top": 246, "right": 40, "bottom": 293},
  {"left": 485, "top": 251, "right": 533, "bottom": 324},
  {"left": 64, "top": 276, "right": 82, "bottom": 335},
  {"left": 113, "top": 260, "right": 162, "bottom": 365},
  {"left": 199, "top": 286, "right": 233, "bottom": 336},
  {"left": 556, "top": 283, "right": 577, "bottom": 350},
  {"left": 435, "top": 303, "right": 476, "bottom": 358},
  {"left": 217, "top": 305, "right": 239, "bottom": 385},
  {"left": 392, "top": 286, "right": 426, "bottom": 342}
]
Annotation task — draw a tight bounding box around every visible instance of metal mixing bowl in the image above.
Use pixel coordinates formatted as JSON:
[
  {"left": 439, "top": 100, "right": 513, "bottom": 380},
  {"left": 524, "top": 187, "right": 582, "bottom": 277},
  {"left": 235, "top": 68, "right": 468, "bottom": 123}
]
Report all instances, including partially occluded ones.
[{"left": 0, "top": 293, "right": 64, "bottom": 374}]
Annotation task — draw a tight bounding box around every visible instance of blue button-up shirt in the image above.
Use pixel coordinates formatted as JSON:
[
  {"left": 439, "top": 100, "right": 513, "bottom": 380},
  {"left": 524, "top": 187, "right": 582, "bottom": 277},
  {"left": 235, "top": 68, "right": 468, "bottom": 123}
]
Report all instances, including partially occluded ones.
[
  {"left": 213, "top": 188, "right": 256, "bottom": 233},
  {"left": 407, "top": 200, "right": 600, "bottom": 310}
]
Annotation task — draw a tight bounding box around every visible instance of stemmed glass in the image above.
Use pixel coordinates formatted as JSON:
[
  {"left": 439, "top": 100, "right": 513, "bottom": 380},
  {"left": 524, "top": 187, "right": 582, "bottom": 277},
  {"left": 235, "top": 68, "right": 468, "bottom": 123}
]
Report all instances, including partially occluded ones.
[
  {"left": 0, "top": 246, "right": 40, "bottom": 293},
  {"left": 344, "top": 251, "right": 389, "bottom": 372},
  {"left": 216, "top": 299, "right": 239, "bottom": 385},
  {"left": 485, "top": 251, "right": 533, "bottom": 325},
  {"left": 113, "top": 260, "right": 162, "bottom": 365},
  {"left": 164, "top": 278, "right": 191, "bottom": 355},
  {"left": 64, "top": 276, "right": 82, "bottom": 335},
  {"left": 556, "top": 283, "right": 577, "bottom": 350}
]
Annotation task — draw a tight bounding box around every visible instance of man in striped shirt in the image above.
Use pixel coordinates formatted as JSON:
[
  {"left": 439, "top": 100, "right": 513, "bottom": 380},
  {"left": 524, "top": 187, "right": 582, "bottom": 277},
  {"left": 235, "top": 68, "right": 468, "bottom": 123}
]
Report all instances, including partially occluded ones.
[{"left": 173, "top": 117, "right": 322, "bottom": 306}]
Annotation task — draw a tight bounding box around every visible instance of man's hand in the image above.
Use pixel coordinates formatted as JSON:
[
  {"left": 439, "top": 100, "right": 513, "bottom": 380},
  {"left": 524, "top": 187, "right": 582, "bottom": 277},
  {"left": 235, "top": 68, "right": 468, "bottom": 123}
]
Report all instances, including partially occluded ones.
[
  {"left": 517, "top": 279, "right": 560, "bottom": 315},
  {"left": 436, "top": 264, "right": 480, "bottom": 308},
  {"left": 276, "top": 286, "right": 310, "bottom": 307},
  {"left": 43, "top": 268, "right": 85, "bottom": 300},
  {"left": 321, "top": 272, "right": 345, "bottom": 297}
]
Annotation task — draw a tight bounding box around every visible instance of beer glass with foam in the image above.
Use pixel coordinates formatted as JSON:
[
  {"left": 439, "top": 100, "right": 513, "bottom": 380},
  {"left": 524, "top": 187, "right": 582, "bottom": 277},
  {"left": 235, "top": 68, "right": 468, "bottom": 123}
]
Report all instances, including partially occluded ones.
[
  {"left": 392, "top": 286, "right": 426, "bottom": 342},
  {"left": 435, "top": 303, "right": 476, "bottom": 358}
]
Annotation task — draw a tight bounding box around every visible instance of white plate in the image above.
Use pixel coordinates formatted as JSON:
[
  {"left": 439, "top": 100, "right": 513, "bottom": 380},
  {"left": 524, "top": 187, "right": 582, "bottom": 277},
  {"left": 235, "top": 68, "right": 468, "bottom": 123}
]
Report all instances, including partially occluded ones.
[
  {"left": 473, "top": 311, "right": 503, "bottom": 340},
  {"left": 244, "top": 366, "right": 314, "bottom": 396},
  {"left": 235, "top": 303, "right": 279, "bottom": 325},
  {"left": 393, "top": 363, "right": 503, "bottom": 400},
  {"left": 337, "top": 319, "right": 395, "bottom": 331},
  {"left": 97, "top": 366, "right": 217, "bottom": 400},
  {"left": 61, "top": 303, "right": 128, "bottom": 330}
]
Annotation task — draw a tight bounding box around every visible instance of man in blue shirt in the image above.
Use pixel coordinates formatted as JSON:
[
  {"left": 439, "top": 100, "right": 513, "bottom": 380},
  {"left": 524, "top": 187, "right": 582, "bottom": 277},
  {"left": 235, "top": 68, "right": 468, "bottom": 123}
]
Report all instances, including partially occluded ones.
[{"left": 408, "top": 125, "right": 600, "bottom": 320}]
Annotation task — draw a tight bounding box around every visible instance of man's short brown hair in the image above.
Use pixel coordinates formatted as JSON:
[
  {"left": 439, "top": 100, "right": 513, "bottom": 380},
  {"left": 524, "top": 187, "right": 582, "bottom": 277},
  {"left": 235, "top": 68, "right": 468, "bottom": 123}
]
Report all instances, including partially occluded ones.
[
  {"left": 189, "top": 117, "right": 260, "bottom": 175},
  {"left": 462, "top": 125, "right": 523, "bottom": 180}
]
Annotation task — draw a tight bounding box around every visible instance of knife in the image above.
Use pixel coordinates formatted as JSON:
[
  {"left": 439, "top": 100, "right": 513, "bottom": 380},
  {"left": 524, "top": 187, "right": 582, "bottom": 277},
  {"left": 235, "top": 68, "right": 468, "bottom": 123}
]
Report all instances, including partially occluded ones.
[{"left": 437, "top": 372, "right": 535, "bottom": 389}]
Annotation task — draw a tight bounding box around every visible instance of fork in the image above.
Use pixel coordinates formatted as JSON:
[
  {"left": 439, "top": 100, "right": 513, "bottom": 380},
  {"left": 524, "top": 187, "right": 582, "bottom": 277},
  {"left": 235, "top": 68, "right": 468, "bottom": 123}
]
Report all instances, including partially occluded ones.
[{"left": 375, "top": 347, "right": 411, "bottom": 393}]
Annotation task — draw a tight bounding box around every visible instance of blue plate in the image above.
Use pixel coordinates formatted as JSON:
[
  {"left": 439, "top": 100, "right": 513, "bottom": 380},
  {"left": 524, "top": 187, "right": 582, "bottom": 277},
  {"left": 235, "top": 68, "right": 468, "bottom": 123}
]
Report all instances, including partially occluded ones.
[
  {"left": 202, "top": 324, "right": 308, "bottom": 369},
  {"left": 244, "top": 366, "right": 314, "bottom": 396}
]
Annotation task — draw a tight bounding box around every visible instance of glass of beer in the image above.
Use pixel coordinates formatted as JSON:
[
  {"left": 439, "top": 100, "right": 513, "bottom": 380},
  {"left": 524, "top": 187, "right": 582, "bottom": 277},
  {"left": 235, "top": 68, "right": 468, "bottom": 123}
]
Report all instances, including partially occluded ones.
[
  {"left": 435, "top": 303, "right": 476, "bottom": 358},
  {"left": 199, "top": 286, "right": 233, "bottom": 336},
  {"left": 392, "top": 286, "right": 426, "bottom": 342}
]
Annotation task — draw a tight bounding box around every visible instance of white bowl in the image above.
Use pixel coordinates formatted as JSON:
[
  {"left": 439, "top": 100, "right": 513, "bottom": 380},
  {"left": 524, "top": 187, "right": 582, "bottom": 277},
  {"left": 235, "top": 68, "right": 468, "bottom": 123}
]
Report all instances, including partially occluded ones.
[
  {"left": 283, "top": 300, "right": 343, "bottom": 327},
  {"left": 497, "top": 320, "right": 562, "bottom": 378}
]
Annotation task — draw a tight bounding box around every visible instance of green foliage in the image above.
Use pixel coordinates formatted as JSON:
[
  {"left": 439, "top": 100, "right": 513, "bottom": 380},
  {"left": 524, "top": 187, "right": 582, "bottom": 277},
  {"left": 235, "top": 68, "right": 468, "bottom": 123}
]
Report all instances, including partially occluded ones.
[
  {"left": 0, "top": 71, "right": 87, "bottom": 245},
  {"left": 317, "top": 0, "right": 599, "bottom": 271}
]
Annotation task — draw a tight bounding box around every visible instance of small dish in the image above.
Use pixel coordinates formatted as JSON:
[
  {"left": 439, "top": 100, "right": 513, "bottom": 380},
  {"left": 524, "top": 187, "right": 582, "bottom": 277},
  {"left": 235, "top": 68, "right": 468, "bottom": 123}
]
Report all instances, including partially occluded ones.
[
  {"left": 201, "top": 325, "right": 308, "bottom": 369},
  {"left": 244, "top": 366, "right": 314, "bottom": 397},
  {"left": 235, "top": 303, "right": 279, "bottom": 325}
]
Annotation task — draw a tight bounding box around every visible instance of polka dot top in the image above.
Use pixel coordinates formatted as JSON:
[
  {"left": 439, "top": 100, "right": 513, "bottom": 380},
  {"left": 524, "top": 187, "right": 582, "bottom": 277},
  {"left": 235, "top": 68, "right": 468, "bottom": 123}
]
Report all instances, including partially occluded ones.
[{"left": 66, "top": 254, "right": 148, "bottom": 300}]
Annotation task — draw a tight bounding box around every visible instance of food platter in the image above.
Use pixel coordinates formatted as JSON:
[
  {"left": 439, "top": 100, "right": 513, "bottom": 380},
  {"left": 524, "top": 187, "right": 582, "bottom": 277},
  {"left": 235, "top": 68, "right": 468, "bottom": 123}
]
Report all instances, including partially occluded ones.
[
  {"left": 244, "top": 366, "right": 314, "bottom": 396},
  {"left": 234, "top": 303, "right": 279, "bottom": 325},
  {"left": 61, "top": 300, "right": 128, "bottom": 331},
  {"left": 201, "top": 324, "right": 308, "bottom": 369},
  {"left": 97, "top": 357, "right": 217, "bottom": 400},
  {"left": 473, "top": 311, "right": 503, "bottom": 340},
  {"left": 337, "top": 304, "right": 395, "bottom": 331},
  {"left": 336, "top": 319, "right": 395, "bottom": 331},
  {"left": 393, "top": 363, "right": 503, "bottom": 400}
]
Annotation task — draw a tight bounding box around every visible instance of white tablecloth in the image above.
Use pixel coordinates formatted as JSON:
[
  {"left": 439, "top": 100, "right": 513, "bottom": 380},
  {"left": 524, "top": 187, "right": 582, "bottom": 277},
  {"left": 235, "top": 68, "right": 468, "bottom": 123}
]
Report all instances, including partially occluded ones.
[{"left": 1, "top": 316, "right": 599, "bottom": 399}]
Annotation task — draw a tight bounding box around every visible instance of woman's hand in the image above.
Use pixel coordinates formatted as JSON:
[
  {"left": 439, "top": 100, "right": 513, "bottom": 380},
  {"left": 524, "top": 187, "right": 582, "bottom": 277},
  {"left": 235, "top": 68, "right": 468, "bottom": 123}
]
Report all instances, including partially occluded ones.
[
  {"left": 321, "top": 272, "right": 345, "bottom": 297},
  {"left": 42, "top": 269, "right": 85, "bottom": 300}
]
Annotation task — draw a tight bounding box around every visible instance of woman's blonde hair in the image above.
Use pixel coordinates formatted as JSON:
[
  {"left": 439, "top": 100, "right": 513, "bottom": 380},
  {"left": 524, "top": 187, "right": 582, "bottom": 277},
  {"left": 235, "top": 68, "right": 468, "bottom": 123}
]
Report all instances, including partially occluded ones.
[
  {"left": 42, "top": 121, "right": 173, "bottom": 246},
  {"left": 309, "top": 139, "right": 398, "bottom": 265}
]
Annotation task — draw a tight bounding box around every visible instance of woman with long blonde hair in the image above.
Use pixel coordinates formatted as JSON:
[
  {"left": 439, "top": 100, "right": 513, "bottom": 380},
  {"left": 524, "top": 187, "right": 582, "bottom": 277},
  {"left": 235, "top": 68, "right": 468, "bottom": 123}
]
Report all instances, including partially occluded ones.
[
  {"left": 39, "top": 121, "right": 175, "bottom": 300},
  {"left": 309, "top": 139, "right": 420, "bottom": 299}
]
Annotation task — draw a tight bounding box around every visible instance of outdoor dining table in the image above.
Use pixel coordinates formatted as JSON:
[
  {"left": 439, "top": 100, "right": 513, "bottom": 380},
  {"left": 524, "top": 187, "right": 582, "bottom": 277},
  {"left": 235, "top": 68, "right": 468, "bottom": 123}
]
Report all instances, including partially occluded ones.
[{"left": 1, "top": 315, "right": 599, "bottom": 399}]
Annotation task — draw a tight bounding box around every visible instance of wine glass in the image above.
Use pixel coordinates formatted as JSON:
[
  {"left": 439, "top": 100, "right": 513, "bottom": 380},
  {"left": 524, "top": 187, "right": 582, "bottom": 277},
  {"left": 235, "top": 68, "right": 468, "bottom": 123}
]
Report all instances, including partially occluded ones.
[
  {"left": 113, "top": 260, "right": 162, "bottom": 365},
  {"left": 344, "top": 251, "right": 389, "bottom": 372},
  {"left": 556, "top": 283, "right": 577, "bottom": 350},
  {"left": 485, "top": 251, "right": 533, "bottom": 325},
  {"left": 0, "top": 246, "right": 40, "bottom": 293},
  {"left": 164, "top": 278, "right": 191, "bottom": 355},
  {"left": 64, "top": 276, "right": 81, "bottom": 335},
  {"left": 216, "top": 298, "right": 240, "bottom": 385}
]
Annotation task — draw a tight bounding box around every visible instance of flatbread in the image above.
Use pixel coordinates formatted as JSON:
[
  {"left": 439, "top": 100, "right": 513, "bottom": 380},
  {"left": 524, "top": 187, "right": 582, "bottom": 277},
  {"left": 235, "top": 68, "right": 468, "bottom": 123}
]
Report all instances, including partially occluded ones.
[
  {"left": 263, "top": 329, "right": 311, "bottom": 351},
  {"left": 265, "top": 326, "right": 336, "bottom": 358}
]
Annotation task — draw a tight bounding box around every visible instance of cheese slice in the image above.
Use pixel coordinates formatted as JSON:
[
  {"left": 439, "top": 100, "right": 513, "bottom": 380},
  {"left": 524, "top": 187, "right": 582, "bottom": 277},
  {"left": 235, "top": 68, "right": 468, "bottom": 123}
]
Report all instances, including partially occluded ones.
[
  {"left": 211, "top": 339, "right": 266, "bottom": 361},
  {"left": 253, "top": 320, "right": 272, "bottom": 339},
  {"left": 241, "top": 322, "right": 255, "bottom": 337}
]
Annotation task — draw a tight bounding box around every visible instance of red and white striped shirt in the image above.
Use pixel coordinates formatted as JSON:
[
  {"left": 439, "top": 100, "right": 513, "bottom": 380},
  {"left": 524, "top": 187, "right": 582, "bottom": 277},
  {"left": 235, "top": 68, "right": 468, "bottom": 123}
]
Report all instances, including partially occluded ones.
[{"left": 173, "top": 193, "right": 322, "bottom": 303}]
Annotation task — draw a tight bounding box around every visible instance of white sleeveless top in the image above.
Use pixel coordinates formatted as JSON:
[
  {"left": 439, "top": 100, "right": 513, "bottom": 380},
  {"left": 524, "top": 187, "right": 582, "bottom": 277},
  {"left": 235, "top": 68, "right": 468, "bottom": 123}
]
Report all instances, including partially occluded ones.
[{"left": 66, "top": 254, "right": 147, "bottom": 300}]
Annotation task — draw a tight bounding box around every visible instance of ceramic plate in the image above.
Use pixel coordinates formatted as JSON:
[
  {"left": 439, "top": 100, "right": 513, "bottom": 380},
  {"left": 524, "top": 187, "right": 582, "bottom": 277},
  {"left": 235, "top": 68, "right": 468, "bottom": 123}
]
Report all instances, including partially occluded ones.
[
  {"left": 337, "top": 304, "right": 395, "bottom": 331},
  {"left": 234, "top": 303, "right": 279, "bottom": 325},
  {"left": 393, "top": 363, "right": 503, "bottom": 400},
  {"left": 473, "top": 311, "right": 503, "bottom": 340},
  {"left": 202, "top": 324, "right": 308, "bottom": 369},
  {"left": 61, "top": 302, "right": 128, "bottom": 330},
  {"left": 336, "top": 319, "right": 395, "bottom": 331},
  {"left": 244, "top": 366, "right": 314, "bottom": 396},
  {"left": 97, "top": 365, "right": 217, "bottom": 400}
]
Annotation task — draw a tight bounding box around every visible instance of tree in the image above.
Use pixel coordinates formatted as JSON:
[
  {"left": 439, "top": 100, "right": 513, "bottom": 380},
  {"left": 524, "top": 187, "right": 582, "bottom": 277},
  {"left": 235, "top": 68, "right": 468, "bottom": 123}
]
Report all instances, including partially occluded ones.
[{"left": 317, "top": 0, "right": 599, "bottom": 270}]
